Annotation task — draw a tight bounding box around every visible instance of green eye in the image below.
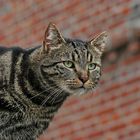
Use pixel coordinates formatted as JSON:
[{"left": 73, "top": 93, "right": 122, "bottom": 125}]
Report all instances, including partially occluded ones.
[
  {"left": 63, "top": 61, "right": 74, "bottom": 68},
  {"left": 88, "top": 63, "right": 96, "bottom": 70}
]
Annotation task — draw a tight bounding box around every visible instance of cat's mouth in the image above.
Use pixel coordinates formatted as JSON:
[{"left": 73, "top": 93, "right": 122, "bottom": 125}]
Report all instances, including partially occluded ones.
[
  {"left": 68, "top": 85, "right": 91, "bottom": 95},
  {"left": 64, "top": 80, "right": 98, "bottom": 95}
]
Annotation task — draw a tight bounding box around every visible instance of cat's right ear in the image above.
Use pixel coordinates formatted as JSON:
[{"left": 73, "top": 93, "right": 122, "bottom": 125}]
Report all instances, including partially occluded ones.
[
  {"left": 88, "top": 31, "right": 109, "bottom": 56},
  {"left": 42, "top": 23, "right": 66, "bottom": 53}
]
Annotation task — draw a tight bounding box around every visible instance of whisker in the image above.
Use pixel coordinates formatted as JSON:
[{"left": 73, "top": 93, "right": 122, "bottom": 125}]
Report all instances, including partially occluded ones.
[
  {"left": 49, "top": 88, "right": 62, "bottom": 103},
  {"left": 51, "top": 89, "right": 63, "bottom": 104},
  {"left": 41, "top": 88, "right": 60, "bottom": 106},
  {"left": 30, "top": 85, "right": 58, "bottom": 99}
]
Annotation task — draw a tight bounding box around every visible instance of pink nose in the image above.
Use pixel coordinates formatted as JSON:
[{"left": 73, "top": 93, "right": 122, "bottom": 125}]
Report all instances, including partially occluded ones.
[{"left": 79, "top": 73, "right": 88, "bottom": 83}]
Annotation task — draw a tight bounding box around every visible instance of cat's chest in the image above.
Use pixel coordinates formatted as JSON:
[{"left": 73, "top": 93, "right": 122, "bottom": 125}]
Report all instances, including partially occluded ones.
[
  {"left": 18, "top": 106, "right": 57, "bottom": 132},
  {"left": 25, "top": 105, "right": 57, "bottom": 122}
]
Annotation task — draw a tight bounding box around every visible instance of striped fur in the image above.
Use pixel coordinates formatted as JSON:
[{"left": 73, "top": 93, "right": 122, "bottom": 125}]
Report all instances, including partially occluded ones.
[{"left": 0, "top": 23, "right": 108, "bottom": 140}]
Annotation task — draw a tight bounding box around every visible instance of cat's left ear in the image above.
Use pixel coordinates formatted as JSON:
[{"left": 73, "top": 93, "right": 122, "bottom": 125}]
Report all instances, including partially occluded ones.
[
  {"left": 42, "top": 23, "right": 66, "bottom": 52},
  {"left": 88, "top": 31, "right": 109, "bottom": 55}
]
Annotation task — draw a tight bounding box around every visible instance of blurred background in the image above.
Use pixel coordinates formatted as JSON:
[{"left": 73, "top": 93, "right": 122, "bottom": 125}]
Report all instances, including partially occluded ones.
[{"left": 0, "top": 0, "right": 140, "bottom": 140}]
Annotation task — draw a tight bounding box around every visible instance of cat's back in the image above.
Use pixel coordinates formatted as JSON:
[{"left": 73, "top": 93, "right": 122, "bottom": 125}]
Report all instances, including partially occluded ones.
[
  {"left": 0, "top": 46, "right": 24, "bottom": 85},
  {"left": 0, "top": 47, "right": 13, "bottom": 80},
  {"left": 0, "top": 46, "right": 13, "bottom": 62},
  {"left": 0, "top": 45, "right": 26, "bottom": 63}
]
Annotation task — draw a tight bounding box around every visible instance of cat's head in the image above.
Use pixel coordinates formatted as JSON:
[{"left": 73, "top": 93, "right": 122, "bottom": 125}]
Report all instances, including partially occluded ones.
[{"left": 31, "top": 23, "right": 109, "bottom": 95}]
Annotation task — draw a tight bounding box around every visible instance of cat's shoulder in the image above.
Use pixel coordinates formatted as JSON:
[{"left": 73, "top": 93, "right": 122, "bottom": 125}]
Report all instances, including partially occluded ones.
[
  {"left": 0, "top": 45, "right": 41, "bottom": 55},
  {"left": 0, "top": 46, "right": 25, "bottom": 54}
]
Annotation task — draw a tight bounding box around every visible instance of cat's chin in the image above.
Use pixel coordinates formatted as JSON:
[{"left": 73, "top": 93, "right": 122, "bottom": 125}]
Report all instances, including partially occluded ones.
[
  {"left": 61, "top": 85, "right": 91, "bottom": 96},
  {"left": 68, "top": 87, "right": 89, "bottom": 96}
]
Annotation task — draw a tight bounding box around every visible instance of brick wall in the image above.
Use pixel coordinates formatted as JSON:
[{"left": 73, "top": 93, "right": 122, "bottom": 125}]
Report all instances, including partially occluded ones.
[{"left": 0, "top": 0, "right": 140, "bottom": 140}]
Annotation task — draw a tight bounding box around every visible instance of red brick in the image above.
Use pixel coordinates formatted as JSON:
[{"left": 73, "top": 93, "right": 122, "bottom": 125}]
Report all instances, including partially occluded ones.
[
  {"left": 103, "top": 64, "right": 117, "bottom": 73},
  {"left": 96, "top": 107, "right": 114, "bottom": 116},
  {"left": 109, "top": 20, "right": 125, "bottom": 29},
  {"left": 122, "top": 7, "right": 131, "bottom": 15},
  {"left": 0, "top": 34, "right": 5, "bottom": 41},
  {"left": 120, "top": 98, "right": 139, "bottom": 108},
  {"left": 88, "top": 130, "right": 104, "bottom": 137},
  {"left": 131, "top": 118, "right": 140, "bottom": 125},
  {"left": 137, "top": 107, "right": 140, "bottom": 113},
  {"left": 112, "top": 113, "right": 120, "bottom": 120},
  {"left": 101, "top": 116, "right": 109, "bottom": 124},
  {"left": 110, "top": 124, "right": 126, "bottom": 131},
  {"left": 122, "top": 55, "right": 140, "bottom": 65}
]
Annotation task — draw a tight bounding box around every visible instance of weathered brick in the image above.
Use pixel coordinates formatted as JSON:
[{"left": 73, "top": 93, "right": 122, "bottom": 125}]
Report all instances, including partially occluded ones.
[{"left": 131, "top": 118, "right": 140, "bottom": 125}]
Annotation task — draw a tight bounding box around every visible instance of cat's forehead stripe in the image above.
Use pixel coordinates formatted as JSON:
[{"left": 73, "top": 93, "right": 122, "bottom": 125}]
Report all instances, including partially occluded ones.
[
  {"left": 70, "top": 41, "right": 81, "bottom": 61},
  {"left": 70, "top": 41, "right": 93, "bottom": 62},
  {"left": 87, "top": 51, "right": 93, "bottom": 62}
]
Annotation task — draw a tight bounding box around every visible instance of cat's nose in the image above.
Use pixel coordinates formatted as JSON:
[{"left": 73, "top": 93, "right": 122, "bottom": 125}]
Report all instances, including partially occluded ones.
[{"left": 78, "top": 73, "right": 88, "bottom": 83}]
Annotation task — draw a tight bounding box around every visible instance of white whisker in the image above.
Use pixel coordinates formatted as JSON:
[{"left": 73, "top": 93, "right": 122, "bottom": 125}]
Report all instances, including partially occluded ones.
[
  {"left": 41, "top": 88, "right": 60, "bottom": 106},
  {"left": 30, "top": 85, "right": 57, "bottom": 99},
  {"left": 51, "top": 89, "right": 63, "bottom": 104}
]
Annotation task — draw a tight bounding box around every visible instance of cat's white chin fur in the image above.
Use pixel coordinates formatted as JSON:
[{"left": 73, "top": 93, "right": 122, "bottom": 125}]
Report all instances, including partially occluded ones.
[
  {"left": 61, "top": 84, "right": 91, "bottom": 96},
  {"left": 69, "top": 88, "right": 89, "bottom": 96}
]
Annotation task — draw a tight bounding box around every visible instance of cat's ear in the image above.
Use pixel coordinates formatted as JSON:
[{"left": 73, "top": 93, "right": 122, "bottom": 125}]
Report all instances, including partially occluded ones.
[
  {"left": 42, "top": 23, "right": 66, "bottom": 52},
  {"left": 88, "top": 31, "right": 109, "bottom": 55}
]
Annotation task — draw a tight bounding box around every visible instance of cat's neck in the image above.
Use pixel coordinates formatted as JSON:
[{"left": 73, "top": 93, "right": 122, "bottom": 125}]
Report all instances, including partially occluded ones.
[{"left": 20, "top": 51, "right": 68, "bottom": 108}]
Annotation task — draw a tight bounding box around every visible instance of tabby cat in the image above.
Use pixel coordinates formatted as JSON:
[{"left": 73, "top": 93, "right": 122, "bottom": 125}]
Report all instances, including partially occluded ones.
[{"left": 0, "top": 23, "right": 108, "bottom": 140}]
